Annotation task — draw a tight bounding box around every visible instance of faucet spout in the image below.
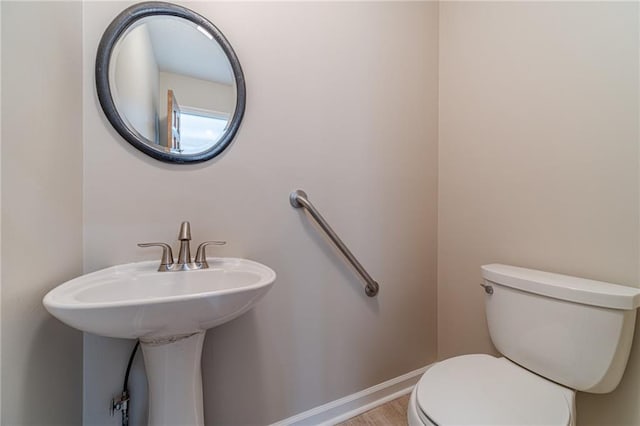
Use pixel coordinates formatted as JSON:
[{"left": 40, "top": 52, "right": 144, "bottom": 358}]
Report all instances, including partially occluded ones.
[
  {"left": 177, "top": 221, "right": 192, "bottom": 265},
  {"left": 178, "top": 221, "right": 191, "bottom": 241}
]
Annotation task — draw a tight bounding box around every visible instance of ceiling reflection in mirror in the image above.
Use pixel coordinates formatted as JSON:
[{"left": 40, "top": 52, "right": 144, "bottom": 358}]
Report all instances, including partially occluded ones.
[{"left": 96, "top": 2, "right": 245, "bottom": 163}]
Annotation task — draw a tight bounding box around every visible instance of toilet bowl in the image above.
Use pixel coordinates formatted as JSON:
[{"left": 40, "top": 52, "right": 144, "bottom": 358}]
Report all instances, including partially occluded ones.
[
  {"left": 409, "top": 264, "right": 640, "bottom": 426},
  {"left": 408, "top": 355, "right": 575, "bottom": 426}
]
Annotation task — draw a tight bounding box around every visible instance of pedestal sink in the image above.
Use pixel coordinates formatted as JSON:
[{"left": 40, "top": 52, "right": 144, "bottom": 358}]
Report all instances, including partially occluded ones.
[{"left": 43, "top": 257, "right": 275, "bottom": 426}]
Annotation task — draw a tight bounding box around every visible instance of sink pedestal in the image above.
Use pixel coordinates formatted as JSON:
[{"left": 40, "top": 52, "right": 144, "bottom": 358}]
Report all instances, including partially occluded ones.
[
  {"left": 43, "top": 257, "right": 275, "bottom": 425},
  {"left": 141, "top": 332, "right": 206, "bottom": 426}
]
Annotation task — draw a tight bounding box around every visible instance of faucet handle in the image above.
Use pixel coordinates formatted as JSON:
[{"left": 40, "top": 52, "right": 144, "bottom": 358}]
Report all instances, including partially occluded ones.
[
  {"left": 138, "top": 242, "right": 174, "bottom": 271},
  {"left": 194, "top": 241, "right": 226, "bottom": 267}
]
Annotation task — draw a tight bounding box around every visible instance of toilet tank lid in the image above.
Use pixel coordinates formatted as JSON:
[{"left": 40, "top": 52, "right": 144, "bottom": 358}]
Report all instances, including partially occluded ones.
[{"left": 482, "top": 264, "right": 640, "bottom": 310}]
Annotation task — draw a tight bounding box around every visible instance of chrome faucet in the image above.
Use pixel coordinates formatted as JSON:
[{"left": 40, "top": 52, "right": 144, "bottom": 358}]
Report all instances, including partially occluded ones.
[
  {"left": 138, "top": 221, "right": 226, "bottom": 272},
  {"left": 177, "top": 221, "right": 192, "bottom": 266}
]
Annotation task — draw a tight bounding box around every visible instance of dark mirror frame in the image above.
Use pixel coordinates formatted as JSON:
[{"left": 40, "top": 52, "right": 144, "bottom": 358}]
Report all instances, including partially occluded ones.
[{"left": 95, "top": 1, "right": 246, "bottom": 164}]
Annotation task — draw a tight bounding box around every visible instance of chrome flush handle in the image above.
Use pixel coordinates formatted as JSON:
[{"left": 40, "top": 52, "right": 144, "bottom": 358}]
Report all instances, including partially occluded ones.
[{"left": 480, "top": 282, "right": 494, "bottom": 295}]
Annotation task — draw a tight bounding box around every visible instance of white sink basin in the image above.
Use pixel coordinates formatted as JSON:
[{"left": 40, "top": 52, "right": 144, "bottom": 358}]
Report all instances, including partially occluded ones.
[
  {"left": 44, "top": 256, "right": 275, "bottom": 426},
  {"left": 43, "top": 257, "right": 276, "bottom": 340}
]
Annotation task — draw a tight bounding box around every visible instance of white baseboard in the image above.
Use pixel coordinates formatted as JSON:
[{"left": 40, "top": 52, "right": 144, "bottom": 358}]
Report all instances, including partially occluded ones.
[{"left": 270, "top": 364, "right": 432, "bottom": 426}]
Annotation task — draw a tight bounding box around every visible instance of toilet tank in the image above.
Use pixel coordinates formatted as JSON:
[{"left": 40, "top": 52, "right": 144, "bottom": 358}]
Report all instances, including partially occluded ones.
[{"left": 482, "top": 264, "right": 640, "bottom": 393}]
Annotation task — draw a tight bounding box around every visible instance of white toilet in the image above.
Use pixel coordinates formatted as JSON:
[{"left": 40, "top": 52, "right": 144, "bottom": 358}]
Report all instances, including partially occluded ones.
[{"left": 408, "top": 264, "right": 640, "bottom": 426}]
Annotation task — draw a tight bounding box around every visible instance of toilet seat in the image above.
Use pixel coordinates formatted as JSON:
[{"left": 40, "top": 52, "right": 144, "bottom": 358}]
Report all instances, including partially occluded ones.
[{"left": 415, "top": 354, "right": 573, "bottom": 426}]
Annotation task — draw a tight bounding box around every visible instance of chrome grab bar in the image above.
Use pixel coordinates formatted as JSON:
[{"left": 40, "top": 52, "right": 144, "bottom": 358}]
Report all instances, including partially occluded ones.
[{"left": 289, "top": 190, "right": 380, "bottom": 297}]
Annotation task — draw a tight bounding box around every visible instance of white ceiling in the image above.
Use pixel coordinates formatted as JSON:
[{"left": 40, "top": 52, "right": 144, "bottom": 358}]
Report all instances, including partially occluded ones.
[{"left": 144, "top": 17, "right": 234, "bottom": 85}]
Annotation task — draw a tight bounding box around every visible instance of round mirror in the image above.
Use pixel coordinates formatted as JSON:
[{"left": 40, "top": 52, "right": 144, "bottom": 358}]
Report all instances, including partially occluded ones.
[{"left": 96, "top": 2, "right": 246, "bottom": 163}]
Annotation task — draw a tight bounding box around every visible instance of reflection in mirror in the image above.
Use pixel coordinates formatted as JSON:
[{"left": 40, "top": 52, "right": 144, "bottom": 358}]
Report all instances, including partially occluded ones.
[{"left": 96, "top": 2, "right": 245, "bottom": 163}]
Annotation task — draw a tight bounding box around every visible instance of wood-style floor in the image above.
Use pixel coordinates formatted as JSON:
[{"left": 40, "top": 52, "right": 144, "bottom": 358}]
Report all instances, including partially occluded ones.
[{"left": 336, "top": 394, "right": 410, "bottom": 426}]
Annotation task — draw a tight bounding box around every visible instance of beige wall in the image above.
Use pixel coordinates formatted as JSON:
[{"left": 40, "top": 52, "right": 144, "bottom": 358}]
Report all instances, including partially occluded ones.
[
  {"left": 158, "top": 71, "right": 235, "bottom": 115},
  {"left": 1, "top": 2, "right": 84, "bottom": 424},
  {"left": 83, "top": 2, "right": 439, "bottom": 424},
  {"left": 113, "top": 24, "right": 159, "bottom": 143},
  {"left": 0, "top": 3, "right": 3, "bottom": 419},
  {"left": 438, "top": 2, "right": 639, "bottom": 425}
]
